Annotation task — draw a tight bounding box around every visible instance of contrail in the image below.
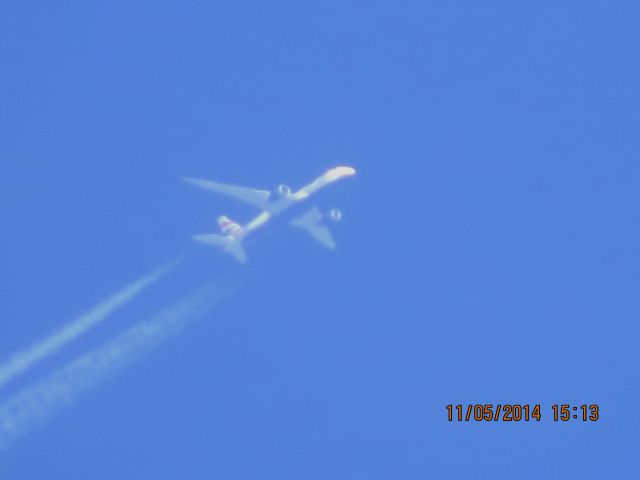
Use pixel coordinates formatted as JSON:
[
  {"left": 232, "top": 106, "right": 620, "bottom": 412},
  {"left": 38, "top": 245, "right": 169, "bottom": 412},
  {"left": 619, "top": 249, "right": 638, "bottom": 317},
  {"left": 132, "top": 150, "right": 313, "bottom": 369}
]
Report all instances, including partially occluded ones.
[
  {"left": 0, "top": 276, "right": 241, "bottom": 450},
  {"left": 0, "top": 256, "right": 183, "bottom": 391}
]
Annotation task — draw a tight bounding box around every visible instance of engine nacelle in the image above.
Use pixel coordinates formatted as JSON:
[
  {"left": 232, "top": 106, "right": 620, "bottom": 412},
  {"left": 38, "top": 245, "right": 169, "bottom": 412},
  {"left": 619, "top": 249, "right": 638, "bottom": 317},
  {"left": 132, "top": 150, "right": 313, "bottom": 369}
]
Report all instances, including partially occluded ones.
[
  {"left": 328, "top": 208, "right": 342, "bottom": 222},
  {"left": 277, "top": 184, "right": 292, "bottom": 197}
]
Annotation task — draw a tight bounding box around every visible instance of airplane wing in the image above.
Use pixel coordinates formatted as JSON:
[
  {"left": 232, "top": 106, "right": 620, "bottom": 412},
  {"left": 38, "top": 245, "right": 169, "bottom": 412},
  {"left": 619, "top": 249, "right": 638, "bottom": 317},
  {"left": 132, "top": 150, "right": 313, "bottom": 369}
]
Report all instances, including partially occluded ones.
[
  {"left": 182, "top": 177, "right": 271, "bottom": 209},
  {"left": 290, "top": 207, "right": 336, "bottom": 249},
  {"left": 292, "top": 166, "right": 356, "bottom": 201}
]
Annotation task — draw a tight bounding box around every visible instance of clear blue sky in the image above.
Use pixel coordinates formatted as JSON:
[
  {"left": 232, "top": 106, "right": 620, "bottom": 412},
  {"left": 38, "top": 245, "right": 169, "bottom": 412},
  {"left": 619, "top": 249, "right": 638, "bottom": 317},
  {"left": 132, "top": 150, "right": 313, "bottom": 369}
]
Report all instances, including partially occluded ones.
[{"left": 1, "top": 1, "right": 639, "bottom": 478}]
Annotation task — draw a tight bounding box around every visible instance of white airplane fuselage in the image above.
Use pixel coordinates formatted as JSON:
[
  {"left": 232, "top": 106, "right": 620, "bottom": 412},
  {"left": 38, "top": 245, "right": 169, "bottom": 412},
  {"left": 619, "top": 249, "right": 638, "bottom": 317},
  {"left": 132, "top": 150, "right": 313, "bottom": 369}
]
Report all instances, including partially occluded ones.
[{"left": 233, "top": 196, "right": 297, "bottom": 239}]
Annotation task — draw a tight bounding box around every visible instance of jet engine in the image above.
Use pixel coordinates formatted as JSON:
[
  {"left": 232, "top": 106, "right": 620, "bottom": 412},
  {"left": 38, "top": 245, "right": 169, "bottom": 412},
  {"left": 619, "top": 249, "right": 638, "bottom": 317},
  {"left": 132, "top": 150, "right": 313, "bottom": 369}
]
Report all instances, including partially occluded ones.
[
  {"left": 328, "top": 208, "right": 342, "bottom": 222},
  {"left": 277, "top": 184, "right": 292, "bottom": 197}
]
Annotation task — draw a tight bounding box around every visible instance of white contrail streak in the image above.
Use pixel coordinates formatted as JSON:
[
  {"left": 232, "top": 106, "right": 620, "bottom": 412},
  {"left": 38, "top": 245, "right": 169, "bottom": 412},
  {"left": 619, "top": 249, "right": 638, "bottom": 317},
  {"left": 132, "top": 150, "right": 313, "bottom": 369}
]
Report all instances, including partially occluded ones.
[
  {"left": 0, "top": 257, "right": 182, "bottom": 391},
  {"left": 0, "top": 277, "right": 241, "bottom": 450}
]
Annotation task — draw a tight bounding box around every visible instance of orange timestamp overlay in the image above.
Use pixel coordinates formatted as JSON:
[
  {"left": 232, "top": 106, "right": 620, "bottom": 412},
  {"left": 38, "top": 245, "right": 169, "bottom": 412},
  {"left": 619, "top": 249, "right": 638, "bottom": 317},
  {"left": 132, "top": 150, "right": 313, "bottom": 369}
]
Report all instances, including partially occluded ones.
[{"left": 446, "top": 404, "right": 600, "bottom": 422}]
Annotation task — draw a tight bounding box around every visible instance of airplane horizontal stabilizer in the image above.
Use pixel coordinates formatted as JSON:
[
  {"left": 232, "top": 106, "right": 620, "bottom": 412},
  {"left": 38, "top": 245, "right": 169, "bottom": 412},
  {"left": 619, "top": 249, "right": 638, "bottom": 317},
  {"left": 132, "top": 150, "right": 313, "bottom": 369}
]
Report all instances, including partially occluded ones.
[
  {"left": 193, "top": 234, "right": 248, "bottom": 263},
  {"left": 226, "top": 240, "right": 248, "bottom": 263}
]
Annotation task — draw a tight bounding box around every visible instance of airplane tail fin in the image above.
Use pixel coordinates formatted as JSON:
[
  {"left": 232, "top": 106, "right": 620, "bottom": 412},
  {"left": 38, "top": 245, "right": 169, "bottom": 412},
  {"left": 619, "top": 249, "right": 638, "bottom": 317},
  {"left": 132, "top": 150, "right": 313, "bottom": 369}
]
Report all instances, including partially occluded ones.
[
  {"left": 217, "top": 215, "right": 242, "bottom": 236},
  {"left": 193, "top": 234, "right": 247, "bottom": 263}
]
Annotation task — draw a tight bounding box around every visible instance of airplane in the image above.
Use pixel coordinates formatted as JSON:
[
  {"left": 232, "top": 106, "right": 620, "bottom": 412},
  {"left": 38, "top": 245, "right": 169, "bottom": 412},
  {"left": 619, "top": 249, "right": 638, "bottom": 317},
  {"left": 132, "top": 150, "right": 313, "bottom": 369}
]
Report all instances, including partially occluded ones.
[{"left": 182, "top": 166, "right": 356, "bottom": 262}]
